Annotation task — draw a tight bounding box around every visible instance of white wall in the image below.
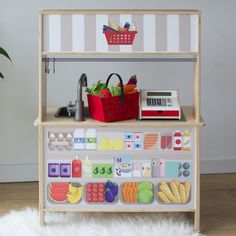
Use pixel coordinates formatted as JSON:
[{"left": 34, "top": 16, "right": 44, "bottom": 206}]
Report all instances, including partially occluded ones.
[{"left": 0, "top": 0, "right": 235, "bottom": 182}]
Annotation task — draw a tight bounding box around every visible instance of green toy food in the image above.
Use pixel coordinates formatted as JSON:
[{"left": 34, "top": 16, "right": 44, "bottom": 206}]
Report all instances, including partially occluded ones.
[
  {"left": 85, "top": 81, "right": 108, "bottom": 95},
  {"left": 122, "top": 181, "right": 153, "bottom": 204},
  {"left": 86, "top": 76, "right": 138, "bottom": 97}
]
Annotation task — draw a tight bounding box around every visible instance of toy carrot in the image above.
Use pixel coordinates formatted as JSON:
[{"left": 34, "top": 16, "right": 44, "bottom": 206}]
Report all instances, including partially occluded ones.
[
  {"left": 123, "top": 84, "right": 137, "bottom": 94},
  {"left": 126, "top": 89, "right": 138, "bottom": 95}
]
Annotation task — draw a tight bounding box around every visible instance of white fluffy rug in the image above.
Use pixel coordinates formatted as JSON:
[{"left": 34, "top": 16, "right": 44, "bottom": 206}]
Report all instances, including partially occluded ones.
[{"left": 0, "top": 208, "right": 202, "bottom": 236}]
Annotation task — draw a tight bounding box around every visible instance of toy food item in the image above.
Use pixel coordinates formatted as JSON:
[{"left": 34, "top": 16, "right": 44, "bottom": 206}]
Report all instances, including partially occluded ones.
[
  {"left": 105, "top": 190, "right": 115, "bottom": 202},
  {"left": 124, "top": 22, "right": 131, "bottom": 29},
  {"left": 108, "top": 20, "right": 118, "bottom": 31},
  {"left": 67, "top": 183, "right": 83, "bottom": 204},
  {"left": 48, "top": 182, "right": 69, "bottom": 203},
  {"left": 144, "top": 134, "right": 158, "bottom": 150},
  {"left": 122, "top": 181, "right": 153, "bottom": 204},
  {"left": 157, "top": 192, "right": 170, "bottom": 203},
  {"left": 126, "top": 75, "right": 137, "bottom": 85},
  {"left": 170, "top": 181, "right": 181, "bottom": 203},
  {"left": 98, "top": 89, "right": 112, "bottom": 98},
  {"left": 86, "top": 180, "right": 118, "bottom": 203},
  {"left": 157, "top": 180, "right": 191, "bottom": 204},
  {"left": 110, "top": 85, "right": 121, "bottom": 96},
  {"left": 129, "top": 23, "right": 136, "bottom": 31},
  {"left": 138, "top": 188, "right": 153, "bottom": 204},
  {"left": 85, "top": 81, "right": 108, "bottom": 95}
]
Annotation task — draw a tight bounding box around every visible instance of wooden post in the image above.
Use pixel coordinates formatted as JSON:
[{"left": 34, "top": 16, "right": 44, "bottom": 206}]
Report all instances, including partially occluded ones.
[
  {"left": 193, "top": 15, "right": 201, "bottom": 122},
  {"left": 194, "top": 126, "right": 200, "bottom": 230}
]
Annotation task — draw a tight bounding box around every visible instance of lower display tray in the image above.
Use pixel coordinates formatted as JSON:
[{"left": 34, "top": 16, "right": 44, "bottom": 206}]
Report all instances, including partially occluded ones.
[{"left": 46, "top": 179, "right": 193, "bottom": 208}]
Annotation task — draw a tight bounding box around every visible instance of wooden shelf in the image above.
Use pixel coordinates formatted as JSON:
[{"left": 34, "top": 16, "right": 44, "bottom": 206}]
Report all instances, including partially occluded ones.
[
  {"left": 34, "top": 106, "right": 204, "bottom": 127},
  {"left": 44, "top": 207, "right": 196, "bottom": 213},
  {"left": 42, "top": 52, "right": 198, "bottom": 61},
  {"left": 41, "top": 9, "right": 201, "bottom": 15}
]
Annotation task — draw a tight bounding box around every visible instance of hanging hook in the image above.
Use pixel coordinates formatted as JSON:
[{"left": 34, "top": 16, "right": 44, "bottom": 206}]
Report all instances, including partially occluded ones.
[
  {"left": 53, "top": 58, "right": 56, "bottom": 73},
  {"left": 45, "top": 58, "right": 50, "bottom": 74}
]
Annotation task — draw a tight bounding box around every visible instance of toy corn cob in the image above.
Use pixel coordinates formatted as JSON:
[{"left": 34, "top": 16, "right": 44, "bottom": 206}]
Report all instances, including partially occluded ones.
[
  {"left": 178, "top": 184, "right": 187, "bottom": 203},
  {"left": 170, "top": 181, "right": 181, "bottom": 203},
  {"left": 173, "top": 179, "right": 180, "bottom": 187},
  {"left": 159, "top": 185, "right": 176, "bottom": 203},
  {"left": 158, "top": 191, "right": 170, "bottom": 203},
  {"left": 160, "top": 180, "right": 169, "bottom": 189},
  {"left": 184, "top": 181, "right": 191, "bottom": 201}
]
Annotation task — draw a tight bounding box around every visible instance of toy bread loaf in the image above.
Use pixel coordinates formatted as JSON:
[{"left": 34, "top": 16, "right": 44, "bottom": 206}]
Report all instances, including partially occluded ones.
[
  {"left": 170, "top": 181, "right": 181, "bottom": 203},
  {"left": 158, "top": 191, "right": 170, "bottom": 203}
]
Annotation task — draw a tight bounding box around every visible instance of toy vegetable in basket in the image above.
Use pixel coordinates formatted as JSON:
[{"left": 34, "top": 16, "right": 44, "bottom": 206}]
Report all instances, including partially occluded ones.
[
  {"left": 86, "top": 73, "right": 139, "bottom": 122},
  {"left": 103, "top": 20, "right": 137, "bottom": 45}
]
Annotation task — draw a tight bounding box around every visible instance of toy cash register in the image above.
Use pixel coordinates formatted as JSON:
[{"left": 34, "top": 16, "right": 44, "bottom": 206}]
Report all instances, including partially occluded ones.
[{"left": 139, "top": 90, "right": 181, "bottom": 120}]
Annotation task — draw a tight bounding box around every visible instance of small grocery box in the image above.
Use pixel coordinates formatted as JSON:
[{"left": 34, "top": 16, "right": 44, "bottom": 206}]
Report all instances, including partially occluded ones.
[
  {"left": 87, "top": 73, "right": 139, "bottom": 122},
  {"left": 103, "top": 31, "right": 137, "bottom": 45}
]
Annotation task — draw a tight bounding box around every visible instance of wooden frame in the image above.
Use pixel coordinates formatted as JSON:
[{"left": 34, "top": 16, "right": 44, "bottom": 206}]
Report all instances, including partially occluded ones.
[{"left": 35, "top": 10, "right": 203, "bottom": 230}]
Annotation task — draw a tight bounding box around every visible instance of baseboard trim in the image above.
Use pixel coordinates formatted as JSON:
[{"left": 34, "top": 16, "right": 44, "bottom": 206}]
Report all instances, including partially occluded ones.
[
  {"left": 0, "top": 158, "right": 235, "bottom": 182},
  {"left": 0, "top": 163, "right": 38, "bottom": 183},
  {"left": 201, "top": 158, "right": 236, "bottom": 174}
]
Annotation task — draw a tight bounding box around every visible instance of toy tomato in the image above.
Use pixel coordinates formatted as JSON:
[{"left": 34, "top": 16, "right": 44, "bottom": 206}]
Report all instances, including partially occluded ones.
[{"left": 98, "top": 89, "right": 111, "bottom": 98}]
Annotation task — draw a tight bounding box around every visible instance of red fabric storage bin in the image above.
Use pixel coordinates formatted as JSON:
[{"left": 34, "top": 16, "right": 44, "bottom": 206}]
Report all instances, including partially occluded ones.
[{"left": 87, "top": 73, "right": 139, "bottom": 122}]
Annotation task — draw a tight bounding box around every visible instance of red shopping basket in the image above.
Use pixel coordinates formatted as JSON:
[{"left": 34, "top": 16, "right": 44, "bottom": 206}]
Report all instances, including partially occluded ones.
[
  {"left": 87, "top": 73, "right": 139, "bottom": 122},
  {"left": 103, "top": 31, "right": 137, "bottom": 45}
]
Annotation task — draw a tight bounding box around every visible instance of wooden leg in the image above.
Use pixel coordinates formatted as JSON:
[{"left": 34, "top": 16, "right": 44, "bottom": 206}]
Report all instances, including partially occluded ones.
[
  {"left": 194, "top": 127, "right": 201, "bottom": 231},
  {"left": 39, "top": 208, "right": 45, "bottom": 226},
  {"left": 194, "top": 210, "right": 200, "bottom": 231},
  {"left": 38, "top": 127, "right": 45, "bottom": 226}
]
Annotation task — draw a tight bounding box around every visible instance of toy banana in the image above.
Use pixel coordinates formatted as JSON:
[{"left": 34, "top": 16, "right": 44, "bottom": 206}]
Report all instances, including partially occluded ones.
[
  {"left": 158, "top": 191, "right": 170, "bottom": 203},
  {"left": 159, "top": 185, "right": 176, "bottom": 203},
  {"left": 68, "top": 183, "right": 78, "bottom": 194},
  {"left": 170, "top": 181, "right": 181, "bottom": 203},
  {"left": 178, "top": 184, "right": 187, "bottom": 203},
  {"left": 67, "top": 186, "right": 83, "bottom": 204},
  {"left": 184, "top": 181, "right": 191, "bottom": 201}
]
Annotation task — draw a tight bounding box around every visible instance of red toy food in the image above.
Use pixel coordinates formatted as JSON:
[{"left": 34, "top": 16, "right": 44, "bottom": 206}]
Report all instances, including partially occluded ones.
[
  {"left": 48, "top": 182, "right": 69, "bottom": 203},
  {"left": 98, "top": 89, "right": 112, "bottom": 98},
  {"left": 85, "top": 183, "right": 106, "bottom": 203}
]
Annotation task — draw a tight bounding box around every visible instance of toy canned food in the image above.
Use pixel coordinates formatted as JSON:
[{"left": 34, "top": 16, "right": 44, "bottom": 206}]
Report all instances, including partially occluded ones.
[
  {"left": 85, "top": 180, "right": 118, "bottom": 204},
  {"left": 47, "top": 182, "right": 83, "bottom": 204},
  {"left": 157, "top": 180, "right": 191, "bottom": 204},
  {"left": 121, "top": 181, "right": 154, "bottom": 204}
]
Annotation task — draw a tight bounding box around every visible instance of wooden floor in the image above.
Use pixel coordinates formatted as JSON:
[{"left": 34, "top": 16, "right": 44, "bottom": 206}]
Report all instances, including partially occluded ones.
[{"left": 0, "top": 173, "right": 236, "bottom": 235}]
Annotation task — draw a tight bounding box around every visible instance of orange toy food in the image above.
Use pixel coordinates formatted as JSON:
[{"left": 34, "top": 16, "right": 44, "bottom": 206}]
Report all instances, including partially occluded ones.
[{"left": 122, "top": 182, "right": 138, "bottom": 203}]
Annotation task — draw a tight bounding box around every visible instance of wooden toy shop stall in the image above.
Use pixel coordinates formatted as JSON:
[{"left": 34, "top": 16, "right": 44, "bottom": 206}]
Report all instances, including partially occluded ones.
[{"left": 35, "top": 9, "right": 204, "bottom": 230}]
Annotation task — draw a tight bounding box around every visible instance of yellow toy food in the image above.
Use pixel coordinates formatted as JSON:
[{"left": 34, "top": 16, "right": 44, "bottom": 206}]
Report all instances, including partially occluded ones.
[
  {"left": 170, "top": 181, "right": 181, "bottom": 203},
  {"left": 178, "top": 184, "right": 187, "bottom": 203},
  {"left": 157, "top": 191, "right": 170, "bottom": 203},
  {"left": 67, "top": 184, "right": 83, "bottom": 204},
  {"left": 158, "top": 180, "right": 191, "bottom": 204}
]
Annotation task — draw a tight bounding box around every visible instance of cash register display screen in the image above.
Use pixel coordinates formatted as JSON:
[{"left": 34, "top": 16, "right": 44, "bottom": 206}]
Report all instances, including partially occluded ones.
[{"left": 147, "top": 92, "right": 172, "bottom": 97}]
